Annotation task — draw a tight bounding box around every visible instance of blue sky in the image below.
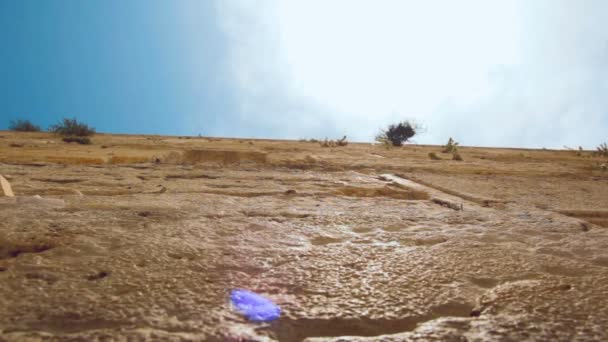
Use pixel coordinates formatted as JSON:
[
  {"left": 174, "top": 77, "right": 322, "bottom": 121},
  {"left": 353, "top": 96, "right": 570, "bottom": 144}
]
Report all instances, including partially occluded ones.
[
  {"left": 1, "top": 1, "right": 236, "bottom": 136},
  {"left": 1, "top": 1, "right": 607, "bottom": 148}
]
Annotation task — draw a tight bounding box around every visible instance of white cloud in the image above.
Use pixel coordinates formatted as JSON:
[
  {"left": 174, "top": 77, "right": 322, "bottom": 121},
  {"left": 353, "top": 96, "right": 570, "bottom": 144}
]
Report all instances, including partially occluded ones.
[
  {"left": 218, "top": 0, "right": 608, "bottom": 147},
  {"left": 215, "top": 0, "right": 341, "bottom": 139}
]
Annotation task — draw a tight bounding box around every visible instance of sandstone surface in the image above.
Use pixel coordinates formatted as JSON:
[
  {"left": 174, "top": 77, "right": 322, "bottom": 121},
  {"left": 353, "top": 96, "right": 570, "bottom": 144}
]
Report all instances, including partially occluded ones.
[{"left": 1, "top": 131, "right": 607, "bottom": 341}]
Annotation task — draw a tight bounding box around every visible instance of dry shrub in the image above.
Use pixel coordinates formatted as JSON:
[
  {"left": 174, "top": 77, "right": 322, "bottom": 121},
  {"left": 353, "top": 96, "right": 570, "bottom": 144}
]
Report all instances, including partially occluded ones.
[
  {"left": 452, "top": 152, "right": 463, "bottom": 161},
  {"left": 9, "top": 119, "right": 41, "bottom": 132},
  {"left": 375, "top": 121, "right": 418, "bottom": 147},
  {"left": 50, "top": 118, "right": 95, "bottom": 137},
  {"left": 320, "top": 136, "right": 348, "bottom": 147}
]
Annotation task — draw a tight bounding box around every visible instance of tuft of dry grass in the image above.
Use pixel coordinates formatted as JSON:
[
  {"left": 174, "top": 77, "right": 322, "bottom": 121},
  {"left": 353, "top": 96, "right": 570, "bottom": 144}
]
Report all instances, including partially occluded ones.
[
  {"left": 320, "top": 136, "right": 348, "bottom": 147},
  {"left": 442, "top": 137, "right": 459, "bottom": 153},
  {"left": 428, "top": 152, "right": 441, "bottom": 160},
  {"left": 597, "top": 143, "right": 608, "bottom": 157}
]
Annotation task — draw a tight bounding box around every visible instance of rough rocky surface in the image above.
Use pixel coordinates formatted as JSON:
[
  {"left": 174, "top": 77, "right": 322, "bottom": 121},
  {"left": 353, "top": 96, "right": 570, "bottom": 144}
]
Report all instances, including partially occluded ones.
[{"left": 1, "top": 132, "right": 607, "bottom": 341}]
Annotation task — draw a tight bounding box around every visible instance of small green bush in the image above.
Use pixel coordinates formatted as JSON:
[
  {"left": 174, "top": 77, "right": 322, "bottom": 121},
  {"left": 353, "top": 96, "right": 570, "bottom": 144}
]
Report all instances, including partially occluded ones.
[
  {"left": 442, "top": 137, "right": 459, "bottom": 153},
  {"left": 62, "top": 136, "right": 91, "bottom": 145},
  {"left": 50, "top": 118, "right": 95, "bottom": 137},
  {"left": 9, "top": 119, "right": 41, "bottom": 132}
]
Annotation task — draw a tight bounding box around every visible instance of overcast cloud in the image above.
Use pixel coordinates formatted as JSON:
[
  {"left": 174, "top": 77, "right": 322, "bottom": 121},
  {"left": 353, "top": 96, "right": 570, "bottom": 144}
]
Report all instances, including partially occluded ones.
[{"left": 218, "top": 0, "right": 608, "bottom": 148}]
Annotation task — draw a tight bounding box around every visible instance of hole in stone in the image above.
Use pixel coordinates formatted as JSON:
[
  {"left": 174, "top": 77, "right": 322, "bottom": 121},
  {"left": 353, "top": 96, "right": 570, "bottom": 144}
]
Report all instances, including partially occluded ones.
[
  {"left": 87, "top": 271, "right": 109, "bottom": 281},
  {"left": 138, "top": 211, "right": 152, "bottom": 217},
  {"left": 470, "top": 309, "right": 482, "bottom": 317},
  {"left": 4, "top": 243, "right": 54, "bottom": 259}
]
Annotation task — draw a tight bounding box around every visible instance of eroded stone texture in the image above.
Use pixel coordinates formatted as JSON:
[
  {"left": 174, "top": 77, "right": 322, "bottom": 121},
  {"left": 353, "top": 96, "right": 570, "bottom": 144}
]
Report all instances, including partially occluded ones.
[{"left": 1, "top": 132, "right": 607, "bottom": 341}]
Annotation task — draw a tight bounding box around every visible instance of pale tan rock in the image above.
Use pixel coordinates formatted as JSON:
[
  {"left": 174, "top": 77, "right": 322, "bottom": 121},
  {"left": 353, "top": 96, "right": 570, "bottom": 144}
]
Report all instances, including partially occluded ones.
[{"left": 0, "top": 175, "right": 14, "bottom": 197}]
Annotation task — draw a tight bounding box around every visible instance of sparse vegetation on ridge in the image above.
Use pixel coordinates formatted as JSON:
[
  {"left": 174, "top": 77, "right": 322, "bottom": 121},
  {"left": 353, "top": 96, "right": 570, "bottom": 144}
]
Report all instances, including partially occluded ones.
[
  {"left": 8, "top": 119, "right": 41, "bottom": 132},
  {"left": 564, "top": 145, "right": 587, "bottom": 157},
  {"left": 320, "top": 136, "right": 348, "bottom": 147},
  {"left": 49, "top": 118, "right": 96, "bottom": 137},
  {"left": 49, "top": 118, "right": 95, "bottom": 144}
]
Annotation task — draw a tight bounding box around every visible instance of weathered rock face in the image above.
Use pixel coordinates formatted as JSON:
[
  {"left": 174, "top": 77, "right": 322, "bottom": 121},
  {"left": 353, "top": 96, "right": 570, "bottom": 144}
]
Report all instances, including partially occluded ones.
[{"left": 1, "top": 132, "right": 608, "bottom": 341}]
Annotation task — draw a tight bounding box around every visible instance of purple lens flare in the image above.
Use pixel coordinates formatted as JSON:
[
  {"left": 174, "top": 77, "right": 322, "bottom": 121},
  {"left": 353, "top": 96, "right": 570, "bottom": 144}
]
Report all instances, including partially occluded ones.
[{"left": 230, "top": 289, "right": 281, "bottom": 322}]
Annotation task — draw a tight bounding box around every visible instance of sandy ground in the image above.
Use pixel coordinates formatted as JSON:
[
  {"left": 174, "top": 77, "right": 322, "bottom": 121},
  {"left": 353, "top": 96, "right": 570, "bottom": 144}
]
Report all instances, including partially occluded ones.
[{"left": 1, "top": 131, "right": 607, "bottom": 341}]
